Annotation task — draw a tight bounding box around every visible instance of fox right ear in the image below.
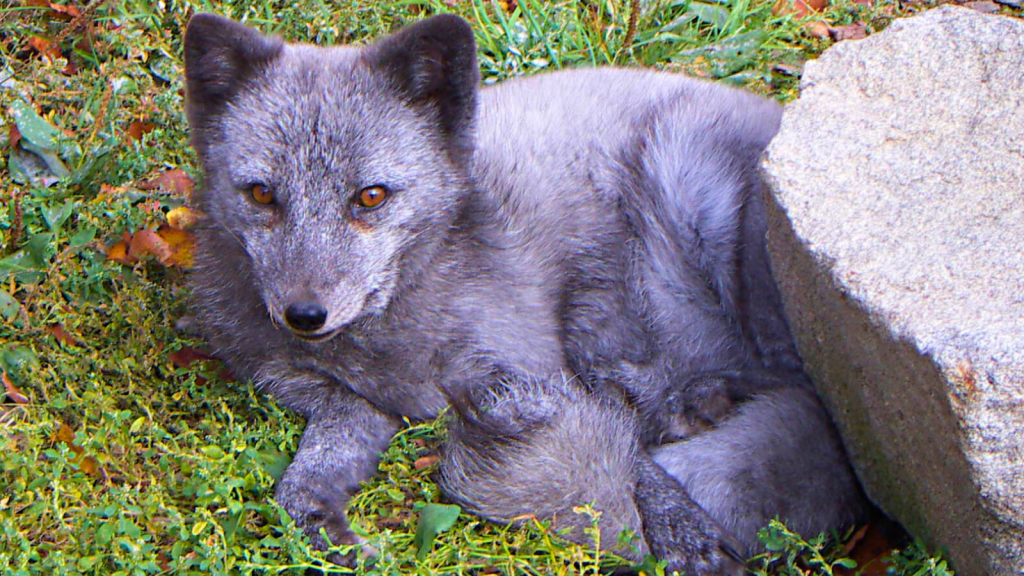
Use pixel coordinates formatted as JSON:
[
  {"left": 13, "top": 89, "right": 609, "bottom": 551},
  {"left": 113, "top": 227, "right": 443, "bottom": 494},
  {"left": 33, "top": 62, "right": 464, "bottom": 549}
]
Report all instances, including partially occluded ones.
[
  {"left": 364, "top": 15, "right": 479, "bottom": 168},
  {"left": 183, "top": 14, "right": 283, "bottom": 134}
]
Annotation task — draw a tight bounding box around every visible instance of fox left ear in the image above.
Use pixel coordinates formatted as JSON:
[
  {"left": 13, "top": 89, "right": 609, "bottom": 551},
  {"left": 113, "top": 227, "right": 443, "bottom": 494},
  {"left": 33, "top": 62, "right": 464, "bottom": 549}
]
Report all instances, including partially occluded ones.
[
  {"left": 183, "top": 14, "right": 283, "bottom": 155},
  {"left": 366, "top": 15, "right": 479, "bottom": 168}
]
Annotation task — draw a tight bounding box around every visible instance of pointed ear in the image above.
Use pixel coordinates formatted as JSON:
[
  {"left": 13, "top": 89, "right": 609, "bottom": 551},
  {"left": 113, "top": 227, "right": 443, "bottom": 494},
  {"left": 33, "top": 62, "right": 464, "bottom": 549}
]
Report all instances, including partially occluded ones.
[
  {"left": 183, "top": 13, "right": 283, "bottom": 144},
  {"left": 365, "top": 15, "right": 479, "bottom": 167}
]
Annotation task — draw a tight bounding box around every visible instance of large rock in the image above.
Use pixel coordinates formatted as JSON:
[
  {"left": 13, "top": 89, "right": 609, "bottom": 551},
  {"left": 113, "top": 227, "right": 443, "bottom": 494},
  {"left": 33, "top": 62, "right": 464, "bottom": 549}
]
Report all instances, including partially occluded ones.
[{"left": 761, "top": 6, "right": 1024, "bottom": 575}]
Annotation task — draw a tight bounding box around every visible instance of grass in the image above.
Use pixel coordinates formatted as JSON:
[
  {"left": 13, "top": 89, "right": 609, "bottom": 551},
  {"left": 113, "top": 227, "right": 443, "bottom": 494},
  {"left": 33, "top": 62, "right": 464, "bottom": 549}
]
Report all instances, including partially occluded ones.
[{"left": 0, "top": 0, "right": 988, "bottom": 573}]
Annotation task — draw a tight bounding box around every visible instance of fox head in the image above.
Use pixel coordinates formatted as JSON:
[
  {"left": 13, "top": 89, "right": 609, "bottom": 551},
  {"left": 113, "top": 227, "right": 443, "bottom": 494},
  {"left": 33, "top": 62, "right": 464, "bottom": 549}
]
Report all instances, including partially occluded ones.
[{"left": 184, "top": 14, "right": 479, "bottom": 341}]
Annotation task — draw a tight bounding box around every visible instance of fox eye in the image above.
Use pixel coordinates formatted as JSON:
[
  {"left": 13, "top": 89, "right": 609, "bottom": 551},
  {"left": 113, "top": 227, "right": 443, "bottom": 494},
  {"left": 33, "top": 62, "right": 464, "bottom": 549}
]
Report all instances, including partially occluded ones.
[
  {"left": 354, "top": 186, "right": 388, "bottom": 210},
  {"left": 249, "top": 183, "right": 274, "bottom": 205}
]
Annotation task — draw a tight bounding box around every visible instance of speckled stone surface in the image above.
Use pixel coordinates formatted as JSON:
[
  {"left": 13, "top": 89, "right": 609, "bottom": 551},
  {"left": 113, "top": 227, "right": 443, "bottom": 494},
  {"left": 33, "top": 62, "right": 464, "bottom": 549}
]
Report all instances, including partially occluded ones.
[{"left": 761, "top": 6, "right": 1024, "bottom": 575}]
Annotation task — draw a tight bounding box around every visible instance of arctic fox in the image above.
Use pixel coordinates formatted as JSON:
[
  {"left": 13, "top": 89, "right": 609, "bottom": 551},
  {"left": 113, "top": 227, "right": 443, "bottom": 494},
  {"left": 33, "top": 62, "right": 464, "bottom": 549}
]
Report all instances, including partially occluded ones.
[{"left": 183, "top": 12, "right": 866, "bottom": 574}]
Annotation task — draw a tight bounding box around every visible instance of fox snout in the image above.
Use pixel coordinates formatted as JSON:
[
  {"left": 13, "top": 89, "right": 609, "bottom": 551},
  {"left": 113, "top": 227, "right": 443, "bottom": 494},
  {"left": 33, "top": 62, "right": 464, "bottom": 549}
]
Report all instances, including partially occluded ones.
[{"left": 284, "top": 301, "right": 329, "bottom": 333}]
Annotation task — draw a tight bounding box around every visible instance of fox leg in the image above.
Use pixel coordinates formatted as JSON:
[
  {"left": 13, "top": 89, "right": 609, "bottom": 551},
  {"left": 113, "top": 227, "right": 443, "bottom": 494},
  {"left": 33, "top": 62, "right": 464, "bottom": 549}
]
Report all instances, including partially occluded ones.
[
  {"left": 653, "top": 386, "right": 867, "bottom": 556},
  {"left": 269, "top": 380, "right": 400, "bottom": 560},
  {"left": 438, "top": 375, "right": 743, "bottom": 575}
]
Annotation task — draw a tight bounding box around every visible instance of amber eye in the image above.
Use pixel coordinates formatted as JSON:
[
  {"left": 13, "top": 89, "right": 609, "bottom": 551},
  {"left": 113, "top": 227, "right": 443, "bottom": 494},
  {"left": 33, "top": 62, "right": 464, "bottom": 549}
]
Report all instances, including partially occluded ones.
[
  {"left": 355, "top": 186, "right": 388, "bottom": 210},
  {"left": 250, "top": 183, "right": 274, "bottom": 205}
]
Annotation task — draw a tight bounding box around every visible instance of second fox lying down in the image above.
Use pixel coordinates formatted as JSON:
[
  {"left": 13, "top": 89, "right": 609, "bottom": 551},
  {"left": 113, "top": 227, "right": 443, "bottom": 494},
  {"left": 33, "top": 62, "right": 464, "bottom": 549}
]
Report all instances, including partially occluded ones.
[{"left": 183, "top": 12, "right": 867, "bottom": 574}]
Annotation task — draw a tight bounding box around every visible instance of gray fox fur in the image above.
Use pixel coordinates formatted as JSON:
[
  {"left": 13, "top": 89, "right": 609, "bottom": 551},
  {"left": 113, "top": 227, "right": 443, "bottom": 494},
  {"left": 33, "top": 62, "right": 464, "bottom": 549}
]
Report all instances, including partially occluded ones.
[{"left": 183, "top": 12, "right": 866, "bottom": 574}]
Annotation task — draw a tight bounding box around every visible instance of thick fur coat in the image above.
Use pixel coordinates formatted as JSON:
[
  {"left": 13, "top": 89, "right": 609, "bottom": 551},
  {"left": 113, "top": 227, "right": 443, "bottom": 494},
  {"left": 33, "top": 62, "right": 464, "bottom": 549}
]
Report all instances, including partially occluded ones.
[{"left": 183, "top": 13, "right": 866, "bottom": 574}]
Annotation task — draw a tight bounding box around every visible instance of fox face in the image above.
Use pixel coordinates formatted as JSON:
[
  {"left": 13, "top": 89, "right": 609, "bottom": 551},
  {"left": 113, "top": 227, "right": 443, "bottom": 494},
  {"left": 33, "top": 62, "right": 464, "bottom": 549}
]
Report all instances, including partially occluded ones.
[{"left": 184, "top": 15, "right": 479, "bottom": 340}]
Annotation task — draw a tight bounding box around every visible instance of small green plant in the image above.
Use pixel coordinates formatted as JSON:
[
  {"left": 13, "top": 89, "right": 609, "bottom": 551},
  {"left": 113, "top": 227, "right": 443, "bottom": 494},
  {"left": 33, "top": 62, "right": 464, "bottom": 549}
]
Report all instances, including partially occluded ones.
[
  {"left": 750, "top": 519, "right": 857, "bottom": 575},
  {"left": 886, "top": 539, "right": 956, "bottom": 576}
]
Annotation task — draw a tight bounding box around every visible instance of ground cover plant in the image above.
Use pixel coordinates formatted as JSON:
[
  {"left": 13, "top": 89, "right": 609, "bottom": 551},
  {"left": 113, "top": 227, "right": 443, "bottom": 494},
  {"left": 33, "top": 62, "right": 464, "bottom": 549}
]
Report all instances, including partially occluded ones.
[{"left": 0, "top": 0, "right": 998, "bottom": 573}]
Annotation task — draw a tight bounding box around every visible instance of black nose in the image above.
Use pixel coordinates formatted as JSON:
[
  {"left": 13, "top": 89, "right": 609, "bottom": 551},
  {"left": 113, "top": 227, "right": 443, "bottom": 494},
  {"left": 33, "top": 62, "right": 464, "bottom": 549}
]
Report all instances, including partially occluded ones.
[{"left": 284, "top": 302, "right": 328, "bottom": 332}]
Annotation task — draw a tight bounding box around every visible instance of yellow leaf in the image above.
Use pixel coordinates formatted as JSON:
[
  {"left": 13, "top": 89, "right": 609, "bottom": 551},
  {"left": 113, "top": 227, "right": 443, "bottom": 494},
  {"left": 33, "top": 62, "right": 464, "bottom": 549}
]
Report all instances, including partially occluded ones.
[{"left": 166, "top": 206, "right": 201, "bottom": 230}]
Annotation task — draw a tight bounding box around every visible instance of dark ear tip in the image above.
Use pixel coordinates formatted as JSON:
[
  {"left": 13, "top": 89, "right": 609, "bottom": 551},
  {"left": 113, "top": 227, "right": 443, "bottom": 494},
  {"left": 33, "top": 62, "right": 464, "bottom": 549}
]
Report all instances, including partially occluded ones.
[
  {"left": 184, "top": 13, "right": 230, "bottom": 44},
  {"left": 429, "top": 13, "right": 474, "bottom": 33},
  {"left": 412, "top": 13, "right": 476, "bottom": 48}
]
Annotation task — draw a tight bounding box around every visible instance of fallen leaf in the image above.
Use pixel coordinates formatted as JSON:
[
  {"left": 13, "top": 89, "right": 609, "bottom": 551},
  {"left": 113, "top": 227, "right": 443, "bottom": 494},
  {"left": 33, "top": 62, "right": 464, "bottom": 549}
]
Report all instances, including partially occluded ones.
[
  {"left": 51, "top": 422, "right": 104, "bottom": 480},
  {"left": 124, "top": 119, "right": 155, "bottom": 143},
  {"left": 830, "top": 23, "right": 867, "bottom": 41},
  {"left": 156, "top": 225, "right": 192, "bottom": 248},
  {"left": 836, "top": 522, "right": 897, "bottom": 576},
  {"left": 805, "top": 21, "right": 831, "bottom": 38},
  {"left": 49, "top": 2, "right": 82, "bottom": 19},
  {"left": 139, "top": 168, "right": 194, "bottom": 198},
  {"left": 106, "top": 239, "right": 133, "bottom": 265},
  {"left": 46, "top": 323, "right": 79, "bottom": 347},
  {"left": 773, "top": 0, "right": 828, "bottom": 17},
  {"left": 157, "top": 226, "right": 196, "bottom": 268},
  {"left": 79, "top": 455, "right": 101, "bottom": 477},
  {"left": 2, "top": 369, "right": 29, "bottom": 404},
  {"left": 51, "top": 422, "right": 80, "bottom": 452},
  {"left": 27, "top": 36, "right": 62, "bottom": 59},
  {"left": 166, "top": 206, "right": 201, "bottom": 230},
  {"left": 841, "top": 524, "right": 870, "bottom": 556},
  {"left": 157, "top": 206, "right": 201, "bottom": 268},
  {"left": 169, "top": 347, "right": 214, "bottom": 368},
  {"left": 138, "top": 199, "right": 163, "bottom": 216},
  {"left": 128, "top": 229, "right": 174, "bottom": 265},
  {"left": 8, "top": 124, "right": 22, "bottom": 149},
  {"left": 74, "top": 34, "right": 98, "bottom": 55},
  {"left": 414, "top": 455, "right": 440, "bottom": 470}
]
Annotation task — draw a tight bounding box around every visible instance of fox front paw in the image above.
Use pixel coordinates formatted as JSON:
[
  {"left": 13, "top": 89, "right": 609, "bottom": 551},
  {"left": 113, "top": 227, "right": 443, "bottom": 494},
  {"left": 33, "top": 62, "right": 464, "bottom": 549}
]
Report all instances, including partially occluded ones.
[{"left": 274, "top": 473, "right": 370, "bottom": 566}]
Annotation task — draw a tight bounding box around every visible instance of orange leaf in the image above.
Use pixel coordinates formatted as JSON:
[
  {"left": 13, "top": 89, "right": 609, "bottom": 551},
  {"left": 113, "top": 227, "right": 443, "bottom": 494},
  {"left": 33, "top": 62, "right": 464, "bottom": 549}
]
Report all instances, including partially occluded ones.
[
  {"left": 125, "top": 119, "right": 155, "bottom": 143},
  {"left": 50, "top": 422, "right": 104, "bottom": 479},
  {"left": 106, "top": 239, "right": 134, "bottom": 265},
  {"left": 157, "top": 225, "right": 196, "bottom": 268},
  {"left": 79, "top": 455, "right": 102, "bottom": 478},
  {"left": 46, "top": 323, "right": 79, "bottom": 347},
  {"left": 156, "top": 225, "right": 193, "bottom": 248},
  {"left": 2, "top": 369, "right": 29, "bottom": 404},
  {"left": 166, "top": 206, "right": 201, "bottom": 230},
  {"left": 8, "top": 124, "right": 22, "bottom": 149},
  {"left": 836, "top": 522, "right": 897, "bottom": 576},
  {"left": 61, "top": 59, "right": 78, "bottom": 76},
  {"left": 27, "top": 36, "right": 62, "bottom": 59},
  {"left": 830, "top": 23, "right": 867, "bottom": 41},
  {"left": 840, "top": 523, "right": 870, "bottom": 556},
  {"left": 51, "top": 422, "right": 84, "bottom": 456},
  {"left": 414, "top": 455, "right": 440, "bottom": 470},
  {"left": 169, "top": 347, "right": 214, "bottom": 368},
  {"left": 49, "top": 2, "right": 82, "bottom": 18},
  {"left": 129, "top": 229, "right": 174, "bottom": 265},
  {"left": 805, "top": 21, "right": 831, "bottom": 38},
  {"left": 139, "top": 169, "right": 194, "bottom": 198}
]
